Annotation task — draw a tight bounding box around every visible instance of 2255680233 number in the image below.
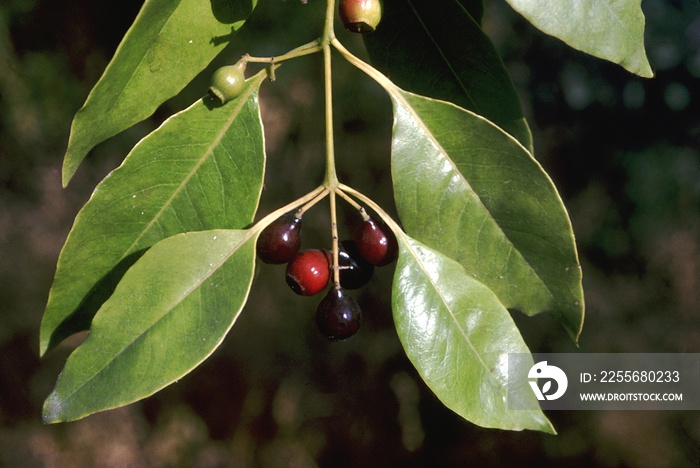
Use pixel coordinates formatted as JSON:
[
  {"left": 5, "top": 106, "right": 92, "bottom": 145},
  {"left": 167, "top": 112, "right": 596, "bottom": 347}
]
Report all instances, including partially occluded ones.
[{"left": 599, "top": 370, "right": 680, "bottom": 383}]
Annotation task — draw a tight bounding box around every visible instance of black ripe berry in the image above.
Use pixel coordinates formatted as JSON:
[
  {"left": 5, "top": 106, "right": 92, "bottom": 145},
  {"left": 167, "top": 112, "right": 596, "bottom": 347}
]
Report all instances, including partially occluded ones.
[
  {"left": 339, "top": 0, "right": 382, "bottom": 33},
  {"left": 256, "top": 212, "right": 302, "bottom": 264},
  {"left": 286, "top": 249, "right": 330, "bottom": 296},
  {"left": 328, "top": 240, "right": 374, "bottom": 289},
  {"left": 355, "top": 217, "right": 398, "bottom": 266},
  {"left": 316, "top": 287, "right": 361, "bottom": 341}
]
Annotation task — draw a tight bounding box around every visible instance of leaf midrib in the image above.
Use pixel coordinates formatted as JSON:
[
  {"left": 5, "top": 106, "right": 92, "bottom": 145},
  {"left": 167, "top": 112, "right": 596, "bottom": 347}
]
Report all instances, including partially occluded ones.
[
  {"left": 404, "top": 0, "right": 479, "bottom": 112},
  {"left": 402, "top": 238, "right": 496, "bottom": 387},
  {"left": 122, "top": 78, "right": 262, "bottom": 258},
  {"left": 51, "top": 230, "right": 256, "bottom": 411},
  {"left": 391, "top": 90, "right": 555, "bottom": 306}
]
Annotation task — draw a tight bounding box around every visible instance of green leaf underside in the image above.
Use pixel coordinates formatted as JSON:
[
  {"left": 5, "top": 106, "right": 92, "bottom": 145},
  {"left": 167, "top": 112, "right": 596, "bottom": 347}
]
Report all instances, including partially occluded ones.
[
  {"left": 43, "top": 230, "right": 257, "bottom": 423},
  {"left": 40, "top": 73, "right": 267, "bottom": 356},
  {"left": 393, "top": 236, "right": 554, "bottom": 433},
  {"left": 390, "top": 89, "right": 583, "bottom": 340},
  {"left": 62, "top": 0, "right": 258, "bottom": 185},
  {"left": 505, "top": 0, "right": 652, "bottom": 77},
  {"left": 364, "top": 0, "right": 532, "bottom": 151}
]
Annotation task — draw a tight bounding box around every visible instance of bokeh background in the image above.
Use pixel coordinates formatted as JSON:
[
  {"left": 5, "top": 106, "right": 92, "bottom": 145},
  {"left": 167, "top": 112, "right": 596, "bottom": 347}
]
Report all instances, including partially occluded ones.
[{"left": 1, "top": 0, "right": 699, "bottom": 466}]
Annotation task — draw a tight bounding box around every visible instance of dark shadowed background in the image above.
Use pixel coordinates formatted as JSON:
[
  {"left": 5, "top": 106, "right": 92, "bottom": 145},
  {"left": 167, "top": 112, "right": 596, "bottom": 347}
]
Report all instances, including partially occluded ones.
[{"left": 1, "top": 0, "right": 699, "bottom": 466}]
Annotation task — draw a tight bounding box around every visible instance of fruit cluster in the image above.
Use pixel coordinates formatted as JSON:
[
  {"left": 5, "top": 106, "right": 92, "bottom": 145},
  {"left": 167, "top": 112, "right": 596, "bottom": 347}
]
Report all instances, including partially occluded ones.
[{"left": 256, "top": 209, "right": 398, "bottom": 341}]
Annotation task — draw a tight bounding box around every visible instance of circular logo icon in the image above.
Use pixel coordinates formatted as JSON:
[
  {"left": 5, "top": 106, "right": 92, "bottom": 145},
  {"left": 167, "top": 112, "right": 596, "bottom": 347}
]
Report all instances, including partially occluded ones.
[{"left": 528, "top": 361, "right": 568, "bottom": 401}]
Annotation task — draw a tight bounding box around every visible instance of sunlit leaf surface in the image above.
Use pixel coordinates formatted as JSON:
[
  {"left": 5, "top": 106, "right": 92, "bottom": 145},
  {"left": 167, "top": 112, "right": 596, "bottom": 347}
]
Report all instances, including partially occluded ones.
[
  {"left": 389, "top": 88, "right": 584, "bottom": 340},
  {"left": 41, "top": 72, "right": 267, "bottom": 356},
  {"left": 506, "top": 0, "right": 652, "bottom": 77},
  {"left": 62, "top": 0, "right": 258, "bottom": 184},
  {"left": 393, "top": 235, "right": 554, "bottom": 432},
  {"left": 43, "top": 229, "right": 257, "bottom": 423}
]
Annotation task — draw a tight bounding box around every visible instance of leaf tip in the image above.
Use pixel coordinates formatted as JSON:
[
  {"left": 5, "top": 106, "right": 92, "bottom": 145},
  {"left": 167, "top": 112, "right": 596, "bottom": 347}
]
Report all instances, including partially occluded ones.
[
  {"left": 524, "top": 408, "right": 557, "bottom": 435},
  {"left": 42, "top": 392, "right": 64, "bottom": 425},
  {"left": 39, "top": 341, "right": 49, "bottom": 359},
  {"left": 625, "top": 56, "right": 654, "bottom": 79},
  {"left": 61, "top": 160, "right": 77, "bottom": 188},
  {"left": 639, "top": 67, "right": 655, "bottom": 79},
  {"left": 542, "top": 420, "right": 557, "bottom": 435}
]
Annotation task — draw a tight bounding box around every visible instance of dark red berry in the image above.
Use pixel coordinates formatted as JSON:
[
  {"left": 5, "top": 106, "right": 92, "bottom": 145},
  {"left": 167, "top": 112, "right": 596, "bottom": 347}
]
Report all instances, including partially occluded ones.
[
  {"left": 324, "top": 241, "right": 374, "bottom": 289},
  {"left": 339, "top": 0, "right": 382, "bottom": 33},
  {"left": 256, "top": 212, "right": 302, "bottom": 264},
  {"left": 355, "top": 217, "right": 398, "bottom": 266},
  {"left": 316, "top": 287, "right": 361, "bottom": 341},
  {"left": 286, "top": 249, "right": 331, "bottom": 296}
]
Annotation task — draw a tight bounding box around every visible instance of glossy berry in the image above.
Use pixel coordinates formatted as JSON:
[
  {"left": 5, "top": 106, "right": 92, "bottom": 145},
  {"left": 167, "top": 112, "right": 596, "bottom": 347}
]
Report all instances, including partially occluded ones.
[
  {"left": 209, "top": 61, "right": 247, "bottom": 104},
  {"left": 355, "top": 217, "right": 398, "bottom": 266},
  {"left": 339, "top": 0, "right": 382, "bottom": 33},
  {"left": 324, "top": 240, "right": 374, "bottom": 289},
  {"left": 256, "top": 212, "right": 302, "bottom": 264},
  {"left": 316, "top": 287, "right": 362, "bottom": 341},
  {"left": 286, "top": 249, "right": 331, "bottom": 296}
]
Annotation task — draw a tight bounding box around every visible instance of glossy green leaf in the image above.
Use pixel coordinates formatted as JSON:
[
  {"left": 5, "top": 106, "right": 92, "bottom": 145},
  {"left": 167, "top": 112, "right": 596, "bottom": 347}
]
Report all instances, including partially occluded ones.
[
  {"left": 40, "top": 71, "right": 267, "bottom": 356},
  {"left": 364, "top": 0, "right": 532, "bottom": 151},
  {"left": 505, "top": 0, "right": 653, "bottom": 77},
  {"left": 393, "top": 235, "right": 554, "bottom": 433},
  {"left": 62, "top": 0, "right": 258, "bottom": 186},
  {"left": 389, "top": 88, "right": 583, "bottom": 341},
  {"left": 43, "top": 229, "right": 257, "bottom": 423}
]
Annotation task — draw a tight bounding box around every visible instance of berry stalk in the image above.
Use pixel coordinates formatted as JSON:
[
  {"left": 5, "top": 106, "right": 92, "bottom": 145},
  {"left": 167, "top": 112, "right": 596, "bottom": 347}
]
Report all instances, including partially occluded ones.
[
  {"left": 329, "top": 190, "right": 341, "bottom": 287},
  {"left": 253, "top": 185, "right": 327, "bottom": 234},
  {"left": 322, "top": 0, "right": 342, "bottom": 289},
  {"left": 335, "top": 188, "right": 371, "bottom": 221},
  {"left": 242, "top": 39, "right": 322, "bottom": 65},
  {"left": 338, "top": 183, "right": 404, "bottom": 241}
]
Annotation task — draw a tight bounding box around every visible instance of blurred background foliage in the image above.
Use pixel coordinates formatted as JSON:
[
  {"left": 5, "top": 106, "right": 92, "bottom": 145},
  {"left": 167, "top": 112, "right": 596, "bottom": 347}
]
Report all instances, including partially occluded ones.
[{"left": 1, "top": 0, "right": 699, "bottom": 466}]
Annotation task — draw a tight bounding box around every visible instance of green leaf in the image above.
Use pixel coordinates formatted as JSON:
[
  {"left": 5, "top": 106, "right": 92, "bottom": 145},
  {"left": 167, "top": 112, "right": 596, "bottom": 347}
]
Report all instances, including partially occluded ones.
[
  {"left": 40, "top": 71, "right": 267, "bottom": 356},
  {"left": 389, "top": 88, "right": 584, "bottom": 341},
  {"left": 505, "top": 0, "right": 653, "bottom": 77},
  {"left": 43, "top": 229, "right": 257, "bottom": 423},
  {"left": 62, "top": 0, "right": 258, "bottom": 186},
  {"left": 393, "top": 235, "right": 554, "bottom": 433},
  {"left": 456, "top": 0, "right": 484, "bottom": 24},
  {"left": 364, "top": 0, "right": 532, "bottom": 151}
]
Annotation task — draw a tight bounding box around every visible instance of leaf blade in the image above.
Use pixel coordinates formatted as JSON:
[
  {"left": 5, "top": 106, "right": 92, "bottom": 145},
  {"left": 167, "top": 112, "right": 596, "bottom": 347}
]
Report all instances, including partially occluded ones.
[
  {"left": 505, "top": 0, "right": 653, "bottom": 77},
  {"left": 364, "top": 0, "right": 532, "bottom": 150},
  {"left": 393, "top": 235, "right": 554, "bottom": 432},
  {"left": 41, "top": 71, "right": 267, "bottom": 356},
  {"left": 389, "top": 88, "right": 584, "bottom": 340},
  {"left": 62, "top": 0, "right": 258, "bottom": 185},
  {"left": 43, "top": 229, "right": 256, "bottom": 423}
]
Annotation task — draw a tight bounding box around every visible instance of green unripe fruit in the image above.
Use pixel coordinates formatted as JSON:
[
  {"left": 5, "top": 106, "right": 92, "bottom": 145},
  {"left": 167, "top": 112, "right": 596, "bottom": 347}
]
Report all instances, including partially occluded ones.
[
  {"left": 339, "top": 0, "right": 382, "bottom": 33},
  {"left": 209, "top": 61, "right": 247, "bottom": 104}
]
